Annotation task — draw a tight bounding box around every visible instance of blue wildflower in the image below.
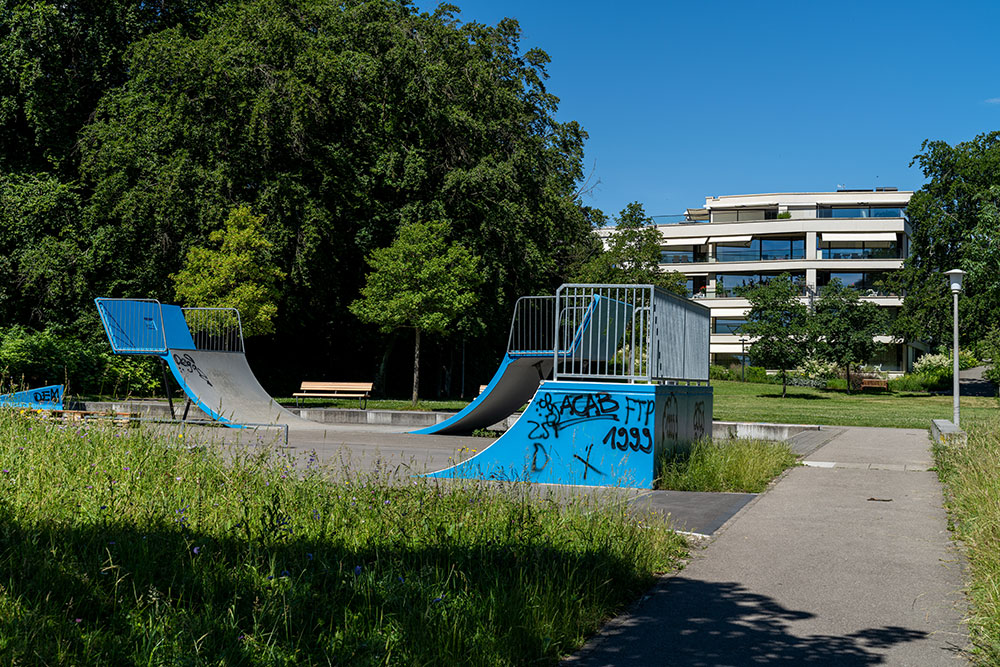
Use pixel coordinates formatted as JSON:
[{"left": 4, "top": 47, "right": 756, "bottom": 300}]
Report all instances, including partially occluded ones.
[{"left": 353, "top": 565, "right": 362, "bottom": 576}]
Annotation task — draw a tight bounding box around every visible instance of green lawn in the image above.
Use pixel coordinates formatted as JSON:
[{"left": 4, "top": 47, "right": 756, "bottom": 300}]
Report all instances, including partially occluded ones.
[
  {"left": 276, "top": 381, "right": 999, "bottom": 429},
  {"left": 711, "top": 380, "right": 998, "bottom": 429}
]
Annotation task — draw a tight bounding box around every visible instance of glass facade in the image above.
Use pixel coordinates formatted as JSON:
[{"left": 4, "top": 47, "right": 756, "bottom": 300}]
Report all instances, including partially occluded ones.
[
  {"left": 715, "top": 237, "right": 805, "bottom": 262},
  {"left": 819, "top": 239, "right": 900, "bottom": 259},
  {"left": 817, "top": 271, "right": 893, "bottom": 295},
  {"left": 712, "top": 318, "right": 747, "bottom": 334},
  {"left": 712, "top": 209, "right": 779, "bottom": 222},
  {"left": 817, "top": 206, "right": 905, "bottom": 218},
  {"left": 715, "top": 272, "right": 807, "bottom": 297},
  {"left": 661, "top": 247, "right": 708, "bottom": 264}
]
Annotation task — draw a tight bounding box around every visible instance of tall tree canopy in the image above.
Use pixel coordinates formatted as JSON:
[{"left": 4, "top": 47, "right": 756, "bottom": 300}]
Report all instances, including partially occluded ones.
[
  {"left": 891, "top": 132, "right": 1000, "bottom": 347},
  {"left": 80, "top": 0, "right": 593, "bottom": 334},
  {"left": 0, "top": 0, "right": 598, "bottom": 394}
]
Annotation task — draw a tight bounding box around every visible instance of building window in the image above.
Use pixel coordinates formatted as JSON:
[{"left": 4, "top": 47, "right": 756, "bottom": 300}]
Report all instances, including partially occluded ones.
[
  {"left": 712, "top": 208, "right": 778, "bottom": 222},
  {"left": 661, "top": 247, "right": 708, "bottom": 264},
  {"left": 715, "top": 272, "right": 807, "bottom": 297},
  {"left": 685, "top": 276, "right": 708, "bottom": 297},
  {"left": 713, "top": 352, "right": 751, "bottom": 368},
  {"left": 819, "top": 238, "right": 900, "bottom": 259},
  {"left": 817, "top": 206, "right": 905, "bottom": 218},
  {"left": 712, "top": 318, "right": 747, "bottom": 334},
  {"left": 715, "top": 237, "right": 805, "bottom": 262},
  {"left": 817, "top": 271, "right": 894, "bottom": 295}
]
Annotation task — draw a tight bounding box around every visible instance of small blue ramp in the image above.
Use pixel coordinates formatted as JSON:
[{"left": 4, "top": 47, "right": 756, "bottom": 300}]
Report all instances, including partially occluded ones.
[
  {"left": 0, "top": 385, "right": 64, "bottom": 410},
  {"left": 425, "top": 381, "right": 713, "bottom": 488}
]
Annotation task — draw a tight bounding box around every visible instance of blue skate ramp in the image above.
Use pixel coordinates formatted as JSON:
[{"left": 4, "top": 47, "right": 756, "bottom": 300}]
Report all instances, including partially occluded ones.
[
  {"left": 0, "top": 384, "right": 64, "bottom": 410},
  {"left": 411, "top": 355, "right": 553, "bottom": 435}
]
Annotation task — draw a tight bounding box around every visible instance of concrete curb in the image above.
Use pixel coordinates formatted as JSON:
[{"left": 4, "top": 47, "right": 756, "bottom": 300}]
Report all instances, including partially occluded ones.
[{"left": 930, "top": 418, "right": 967, "bottom": 447}]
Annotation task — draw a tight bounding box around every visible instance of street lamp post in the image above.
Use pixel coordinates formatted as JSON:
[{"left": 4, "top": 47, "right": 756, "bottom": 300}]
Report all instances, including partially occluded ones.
[
  {"left": 945, "top": 269, "right": 965, "bottom": 427},
  {"left": 740, "top": 337, "right": 748, "bottom": 382}
]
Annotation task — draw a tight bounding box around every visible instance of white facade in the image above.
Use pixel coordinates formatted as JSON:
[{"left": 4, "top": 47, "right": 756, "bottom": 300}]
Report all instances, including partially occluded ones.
[{"left": 655, "top": 189, "right": 914, "bottom": 373}]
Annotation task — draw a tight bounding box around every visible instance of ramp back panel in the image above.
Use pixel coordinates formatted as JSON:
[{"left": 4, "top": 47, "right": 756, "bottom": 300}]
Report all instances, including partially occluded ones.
[{"left": 95, "top": 298, "right": 167, "bottom": 355}]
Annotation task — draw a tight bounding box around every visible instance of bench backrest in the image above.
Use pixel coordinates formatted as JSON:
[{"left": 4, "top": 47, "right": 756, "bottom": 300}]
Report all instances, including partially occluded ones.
[{"left": 299, "top": 381, "right": 373, "bottom": 392}]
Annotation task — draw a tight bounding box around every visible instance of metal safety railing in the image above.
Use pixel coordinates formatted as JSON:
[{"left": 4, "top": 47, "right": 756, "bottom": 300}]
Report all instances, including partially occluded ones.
[
  {"left": 182, "top": 308, "right": 245, "bottom": 353},
  {"left": 554, "top": 284, "right": 649, "bottom": 382},
  {"left": 506, "top": 296, "right": 557, "bottom": 355},
  {"left": 95, "top": 298, "right": 168, "bottom": 355},
  {"left": 552, "top": 284, "right": 710, "bottom": 384}
]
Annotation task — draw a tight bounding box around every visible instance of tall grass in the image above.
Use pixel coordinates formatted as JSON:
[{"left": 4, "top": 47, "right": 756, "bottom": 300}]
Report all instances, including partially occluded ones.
[
  {"left": 657, "top": 438, "right": 798, "bottom": 493},
  {"left": 933, "top": 411, "right": 1000, "bottom": 663},
  {"left": 0, "top": 411, "right": 686, "bottom": 665}
]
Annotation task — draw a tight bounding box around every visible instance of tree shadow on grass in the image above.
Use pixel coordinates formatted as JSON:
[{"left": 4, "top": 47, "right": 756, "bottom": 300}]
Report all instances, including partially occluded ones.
[
  {"left": 0, "top": 505, "right": 657, "bottom": 665},
  {"left": 572, "top": 576, "right": 935, "bottom": 666},
  {"left": 755, "top": 391, "right": 832, "bottom": 400}
]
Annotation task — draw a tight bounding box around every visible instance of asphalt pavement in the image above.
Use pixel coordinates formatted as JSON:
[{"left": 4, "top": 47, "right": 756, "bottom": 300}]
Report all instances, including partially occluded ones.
[{"left": 565, "top": 426, "right": 969, "bottom": 666}]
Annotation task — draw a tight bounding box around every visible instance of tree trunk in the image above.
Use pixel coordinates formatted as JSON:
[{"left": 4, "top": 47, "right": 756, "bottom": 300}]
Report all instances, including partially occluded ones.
[
  {"left": 782, "top": 369, "right": 787, "bottom": 398},
  {"left": 846, "top": 363, "right": 852, "bottom": 395},
  {"left": 412, "top": 328, "right": 421, "bottom": 407},
  {"left": 374, "top": 331, "right": 397, "bottom": 398}
]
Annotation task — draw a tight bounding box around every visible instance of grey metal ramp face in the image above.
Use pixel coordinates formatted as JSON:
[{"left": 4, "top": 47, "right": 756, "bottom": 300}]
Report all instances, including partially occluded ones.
[
  {"left": 412, "top": 355, "right": 553, "bottom": 435},
  {"left": 166, "top": 349, "right": 322, "bottom": 428}
]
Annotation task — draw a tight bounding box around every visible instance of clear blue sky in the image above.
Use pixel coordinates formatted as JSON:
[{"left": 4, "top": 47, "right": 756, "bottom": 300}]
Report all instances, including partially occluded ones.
[{"left": 415, "top": 0, "right": 1000, "bottom": 217}]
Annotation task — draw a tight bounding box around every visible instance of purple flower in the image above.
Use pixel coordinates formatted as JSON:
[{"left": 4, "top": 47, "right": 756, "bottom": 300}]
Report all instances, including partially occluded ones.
[
  {"left": 432, "top": 595, "right": 446, "bottom": 604},
  {"left": 306, "top": 553, "right": 313, "bottom": 560},
  {"left": 281, "top": 570, "right": 290, "bottom": 577},
  {"left": 193, "top": 546, "right": 201, "bottom": 555},
  {"left": 75, "top": 618, "right": 82, "bottom": 623},
  {"left": 353, "top": 565, "right": 362, "bottom": 576}
]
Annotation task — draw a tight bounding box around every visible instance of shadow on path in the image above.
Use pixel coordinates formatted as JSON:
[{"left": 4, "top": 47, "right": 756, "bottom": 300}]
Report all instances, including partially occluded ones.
[{"left": 571, "top": 577, "right": 929, "bottom": 666}]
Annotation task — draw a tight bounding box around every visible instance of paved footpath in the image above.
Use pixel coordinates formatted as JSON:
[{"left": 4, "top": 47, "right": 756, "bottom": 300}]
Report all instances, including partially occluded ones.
[{"left": 567, "top": 426, "right": 969, "bottom": 666}]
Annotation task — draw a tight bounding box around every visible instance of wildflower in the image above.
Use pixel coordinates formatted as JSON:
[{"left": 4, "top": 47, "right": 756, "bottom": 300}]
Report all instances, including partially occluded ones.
[
  {"left": 75, "top": 618, "right": 82, "bottom": 623},
  {"left": 397, "top": 576, "right": 405, "bottom": 584},
  {"left": 281, "top": 570, "right": 290, "bottom": 577},
  {"left": 306, "top": 553, "right": 313, "bottom": 560},
  {"left": 193, "top": 546, "right": 201, "bottom": 555},
  {"left": 353, "top": 565, "right": 362, "bottom": 576},
  {"left": 432, "top": 595, "right": 446, "bottom": 604}
]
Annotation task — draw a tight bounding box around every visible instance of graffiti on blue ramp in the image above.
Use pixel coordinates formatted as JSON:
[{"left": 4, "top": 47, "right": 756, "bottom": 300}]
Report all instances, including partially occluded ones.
[
  {"left": 0, "top": 384, "right": 65, "bottom": 410},
  {"left": 426, "top": 381, "right": 711, "bottom": 489}
]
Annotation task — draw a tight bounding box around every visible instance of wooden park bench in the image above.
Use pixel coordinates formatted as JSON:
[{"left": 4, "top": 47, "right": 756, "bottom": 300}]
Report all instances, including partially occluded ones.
[
  {"left": 860, "top": 378, "right": 888, "bottom": 391},
  {"left": 293, "top": 382, "right": 373, "bottom": 409}
]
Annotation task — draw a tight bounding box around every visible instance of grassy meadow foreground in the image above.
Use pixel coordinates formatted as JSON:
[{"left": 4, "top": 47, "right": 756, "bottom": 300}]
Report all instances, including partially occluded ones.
[
  {"left": 934, "top": 411, "right": 1000, "bottom": 664},
  {"left": 0, "top": 413, "right": 686, "bottom": 665}
]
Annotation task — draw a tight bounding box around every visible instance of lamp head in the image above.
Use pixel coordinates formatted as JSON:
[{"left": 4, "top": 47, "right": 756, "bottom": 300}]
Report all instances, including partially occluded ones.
[{"left": 944, "top": 269, "right": 966, "bottom": 294}]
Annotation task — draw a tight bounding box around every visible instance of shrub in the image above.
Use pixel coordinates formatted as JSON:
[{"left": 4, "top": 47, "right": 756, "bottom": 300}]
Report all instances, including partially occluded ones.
[
  {"left": 744, "top": 366, "right": 773, "bottom": 384},
  {"left": 0, "top": 326, "right": 161, "bottom": 397},
  {"left": 887, "top": 374, "right": 931, "bottom": 393}
]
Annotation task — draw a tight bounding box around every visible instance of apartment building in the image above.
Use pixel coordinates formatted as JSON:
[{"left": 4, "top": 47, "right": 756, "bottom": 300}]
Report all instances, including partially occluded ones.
[{"left": 655, "top": 189, "right": 914, "bottom": 373}]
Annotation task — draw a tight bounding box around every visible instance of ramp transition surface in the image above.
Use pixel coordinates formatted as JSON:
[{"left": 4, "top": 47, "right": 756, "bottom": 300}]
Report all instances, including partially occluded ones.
[{"left": 411, "top": 355, "right": 553, "bottom": 435}]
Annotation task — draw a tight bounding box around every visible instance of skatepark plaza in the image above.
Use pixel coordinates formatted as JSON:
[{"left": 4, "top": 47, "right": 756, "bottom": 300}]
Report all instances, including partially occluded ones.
[{"left": 95, "top": 284, "right": 712, "bottom": 489}]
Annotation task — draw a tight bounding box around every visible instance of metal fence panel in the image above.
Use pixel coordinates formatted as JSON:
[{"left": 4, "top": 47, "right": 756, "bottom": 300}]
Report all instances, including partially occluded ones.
[
  {"left": 507, "top": 296, "right": 557, "bottom": 355},
  {"left": 181, "top": 308, "right": 245, "bottom": 353},
  {"left": 95, "top": 298, "right": 167, "bottom": 355}
]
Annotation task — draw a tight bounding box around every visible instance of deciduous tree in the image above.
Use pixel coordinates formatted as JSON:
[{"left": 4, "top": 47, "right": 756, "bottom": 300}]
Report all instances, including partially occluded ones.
[
  {"left": 891, "top": 132, "right": 1000, "bottom": 347},
  {"left": 738, "top": 274, "right": 811, "bottom": 398},
  {"left": 574, "top": 202, "right": 686, "bottom": 295},
  {"left": 813, "top": 280, "right": 887, "bottom": 393},
  {"left": 172, "top": 206, "right": 286, "bottom": 337},
  {"left": 350, "top": 220, "right": 482, "bottom": 405}
]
